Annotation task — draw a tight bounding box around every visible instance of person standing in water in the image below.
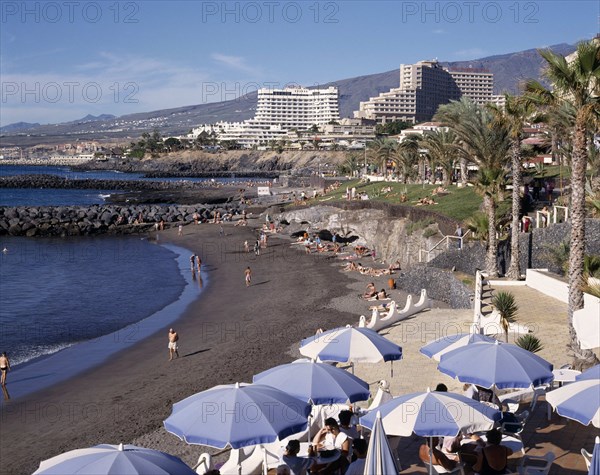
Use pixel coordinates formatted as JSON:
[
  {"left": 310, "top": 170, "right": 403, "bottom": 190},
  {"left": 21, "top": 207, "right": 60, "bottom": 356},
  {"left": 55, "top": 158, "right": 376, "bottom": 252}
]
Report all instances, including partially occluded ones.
[{"left": 0, "top": 353, "right": 11, "bottom": 385}]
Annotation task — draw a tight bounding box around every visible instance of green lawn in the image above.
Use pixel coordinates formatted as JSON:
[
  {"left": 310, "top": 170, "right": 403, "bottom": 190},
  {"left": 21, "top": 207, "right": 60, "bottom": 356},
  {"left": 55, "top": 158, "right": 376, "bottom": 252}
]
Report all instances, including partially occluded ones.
[{"left": 315, "top": 180, "right": 485, "bottom": 221}]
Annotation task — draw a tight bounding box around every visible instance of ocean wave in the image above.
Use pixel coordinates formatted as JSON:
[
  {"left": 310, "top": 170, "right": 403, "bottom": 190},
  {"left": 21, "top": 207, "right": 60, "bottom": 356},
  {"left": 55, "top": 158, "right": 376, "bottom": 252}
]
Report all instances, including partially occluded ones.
[
  {"left": 98, "top": 193, "right": 111, "bottom": 199},
  {"left": 13, "top": 342, "right": 75, "bottom": 366}
]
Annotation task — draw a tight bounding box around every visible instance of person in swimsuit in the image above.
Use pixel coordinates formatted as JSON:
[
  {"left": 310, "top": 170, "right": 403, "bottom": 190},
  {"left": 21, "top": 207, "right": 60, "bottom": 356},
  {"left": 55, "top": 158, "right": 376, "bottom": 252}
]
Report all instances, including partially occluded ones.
[
  {"left": 245, "top": 266, "right": 252, "bottom": 287},
  {"left": 168, "top": 329, "right": 179, "bottom": 361},
  {"left": 1, "top": 352, "right": 11, "bottom": 385},
  {"left": 472, "top": 428, "right": 513, "bottom": 474}
]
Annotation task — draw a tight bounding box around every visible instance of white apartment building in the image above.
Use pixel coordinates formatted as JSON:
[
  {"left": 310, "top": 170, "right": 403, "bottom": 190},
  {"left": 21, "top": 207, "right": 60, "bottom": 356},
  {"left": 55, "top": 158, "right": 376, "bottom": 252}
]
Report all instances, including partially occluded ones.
[
  {"left": 252, "top": 86, "right": 340, "bottom": 130},
  {"left": 355, "top": 60, "right": 496, "bottom": 124},
  {"left": 190, "top": 86, "right": 340, "bottom": 148}
]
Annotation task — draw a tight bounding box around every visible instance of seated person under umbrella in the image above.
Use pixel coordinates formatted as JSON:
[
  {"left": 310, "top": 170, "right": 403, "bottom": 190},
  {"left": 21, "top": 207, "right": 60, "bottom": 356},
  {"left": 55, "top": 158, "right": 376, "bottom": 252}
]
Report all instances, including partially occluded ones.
[
  {"left": 281, "top": 439, "right": 314, "bottom": 475},
  {"left": 419, "top": 437, "right": 459, "bottom": 472},
  {"left": 471, "top": 428, "right": 513, "bottom": 474},
  {"left": 312, "top": 417, "right": 350, "bottom": 474}
]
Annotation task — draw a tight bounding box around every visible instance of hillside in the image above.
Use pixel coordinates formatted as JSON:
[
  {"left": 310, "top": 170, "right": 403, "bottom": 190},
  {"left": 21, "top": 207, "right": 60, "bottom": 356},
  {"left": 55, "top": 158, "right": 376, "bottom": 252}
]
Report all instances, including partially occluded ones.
[{"left": 0, "top": 42, "right": 577, "bottom": 146}]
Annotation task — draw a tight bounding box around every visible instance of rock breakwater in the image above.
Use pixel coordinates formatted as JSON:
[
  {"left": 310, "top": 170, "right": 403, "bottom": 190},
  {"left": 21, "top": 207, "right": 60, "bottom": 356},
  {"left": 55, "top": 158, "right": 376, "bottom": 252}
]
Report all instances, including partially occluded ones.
[
  {"left": 0, "top": 174, "right": 218, "bottom": 191},
  {"left": 0, "top": 203, "right": 242, "bottom": 237}
]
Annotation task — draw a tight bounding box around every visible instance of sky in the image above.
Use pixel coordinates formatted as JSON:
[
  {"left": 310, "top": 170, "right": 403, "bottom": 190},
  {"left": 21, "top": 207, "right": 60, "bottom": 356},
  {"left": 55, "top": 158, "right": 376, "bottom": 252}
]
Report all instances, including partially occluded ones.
[{"left": 1, "top": 0, "right": 598, "bottom": 126}]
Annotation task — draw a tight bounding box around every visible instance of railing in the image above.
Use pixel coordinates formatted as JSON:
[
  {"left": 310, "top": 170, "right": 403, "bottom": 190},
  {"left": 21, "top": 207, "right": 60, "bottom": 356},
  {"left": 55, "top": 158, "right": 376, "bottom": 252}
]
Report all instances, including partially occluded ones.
[{"left": 418, "top": 230, "right": 471, "bottom": 263}]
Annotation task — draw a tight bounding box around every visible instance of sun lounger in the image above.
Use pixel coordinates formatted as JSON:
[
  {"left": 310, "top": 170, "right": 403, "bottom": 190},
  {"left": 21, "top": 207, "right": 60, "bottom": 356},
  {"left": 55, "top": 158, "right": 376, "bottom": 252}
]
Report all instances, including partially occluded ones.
[
  {"left": 358, "top": 290, "right": 431, "bottom": 332},
  {"left": 218, "top": 446, "right": 257, "bottom": 475},
  {"left": 194, "top": 453, "right": 213, "bottom": 474}
]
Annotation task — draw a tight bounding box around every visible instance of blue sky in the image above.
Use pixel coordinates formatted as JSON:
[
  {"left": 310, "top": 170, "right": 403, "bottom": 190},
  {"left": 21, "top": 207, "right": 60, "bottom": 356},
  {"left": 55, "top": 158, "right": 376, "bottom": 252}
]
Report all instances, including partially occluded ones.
[{"left": 1, "top": 0, "right": 598, "bottom": 126}]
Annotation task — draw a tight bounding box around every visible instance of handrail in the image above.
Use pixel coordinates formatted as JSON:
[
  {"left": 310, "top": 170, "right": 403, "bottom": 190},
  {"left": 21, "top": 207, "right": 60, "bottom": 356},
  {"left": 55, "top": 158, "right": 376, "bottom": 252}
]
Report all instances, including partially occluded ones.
[{"left": 418, "top": 230, "right": 471, "bottom": 262}]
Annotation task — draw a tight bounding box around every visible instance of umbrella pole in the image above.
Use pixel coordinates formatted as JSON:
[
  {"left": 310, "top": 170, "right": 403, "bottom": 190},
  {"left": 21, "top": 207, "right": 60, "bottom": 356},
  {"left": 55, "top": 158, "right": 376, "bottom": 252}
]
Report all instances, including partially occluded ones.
[
  {"left": 429, "top": 437, "right": 434, "bottom": 475},
  {"left": 262, "top": 447, "right": 268, "bottom": 475}
]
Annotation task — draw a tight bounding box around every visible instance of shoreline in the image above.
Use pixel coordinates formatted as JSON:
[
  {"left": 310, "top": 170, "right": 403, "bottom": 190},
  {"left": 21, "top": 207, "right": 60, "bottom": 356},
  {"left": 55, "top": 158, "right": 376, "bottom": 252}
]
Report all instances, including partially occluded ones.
[
  {"left": 0, "top": 241, "right": 203, "bottom": 400},
  {"left": 0, "top": 217, "right": 364, "bottom": 474}
]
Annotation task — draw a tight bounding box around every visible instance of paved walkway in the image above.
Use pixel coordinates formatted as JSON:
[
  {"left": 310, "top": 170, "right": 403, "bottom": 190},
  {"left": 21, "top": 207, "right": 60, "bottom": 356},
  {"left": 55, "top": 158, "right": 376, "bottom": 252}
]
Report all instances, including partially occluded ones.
[{"left": 350, "top": 282, "right": 598, "bottom": 474}]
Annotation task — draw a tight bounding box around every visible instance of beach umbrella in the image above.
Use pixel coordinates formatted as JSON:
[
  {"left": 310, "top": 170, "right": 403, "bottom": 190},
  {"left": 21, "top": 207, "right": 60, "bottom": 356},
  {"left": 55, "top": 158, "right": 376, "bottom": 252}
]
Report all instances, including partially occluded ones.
[
  {"left": 33, "top": 444, "right": 195, "bottom": 475},
  {"left": 437, "top": 340, "right": 554, "bottom": 389},
  {"left": 589, "top": 436, "right": 600, "bottom": 475},
  {"left": 299, "top": 327, "right": 402, "bottom": 376},
  {"left": 253, "top": 359, "right": 370, "bottom": 405},
  {"left": 576, "top": 364, "right": 600, "bottom": 381},
  {"left": 420, "top": 332, "right": 497, "bottom": 361},
  {"left": 163, "top": 383, "right": 311, "bottom": 449},
  {"left": 360, "top": 390, "right": 500, "bottom": 475},
  {"left": 545, "top": 379, "right": 600, "bottom": 428},
  {"left": 363, "top": 411, "right": 400, "bottom": 475}
]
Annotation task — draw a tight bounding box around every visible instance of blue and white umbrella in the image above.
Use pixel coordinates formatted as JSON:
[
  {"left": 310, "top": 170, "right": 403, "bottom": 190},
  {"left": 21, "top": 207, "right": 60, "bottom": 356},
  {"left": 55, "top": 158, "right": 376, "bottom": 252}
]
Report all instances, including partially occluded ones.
[
  {"left": 164, "top": 383, "right": 311, "bottom": 449},
  {"left": 437, "top": 341, "right": 554, "bottom": 389},
  {"left": 33, "top": 444, "right": 195, "bottom": 475},
  {"left": 299, "top": 327, "right": 402, "bottom": 364},
  {"left": 420, "top": 332, "right": 497, "bottom": 361},
  {"left": 360, "top": 389, "right": 500, "bottom": 437},
  {"left": 589, "top": 436, "right": 600, "bottom": 475},
  {"left": 363, "top": 411, "right": 400, "bottom": 475},
  {"left": 576, "top": 364, "right": 600, "bottom": 382},
  {"left": 253, "top": 359, "right": 370, "bottom": 405},
  {"left": 545, "top": 379, "right": 600, "bottom": 428},
  {"left": 360, "top": 390, "right": 500, "bottom": 475}
]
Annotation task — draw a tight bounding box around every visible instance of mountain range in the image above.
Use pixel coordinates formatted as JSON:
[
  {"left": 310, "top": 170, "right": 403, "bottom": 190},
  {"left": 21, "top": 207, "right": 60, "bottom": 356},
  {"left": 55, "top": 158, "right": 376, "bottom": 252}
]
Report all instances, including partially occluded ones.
[{"left": 0, "top": 42, "right": 577, "bottom": 145}]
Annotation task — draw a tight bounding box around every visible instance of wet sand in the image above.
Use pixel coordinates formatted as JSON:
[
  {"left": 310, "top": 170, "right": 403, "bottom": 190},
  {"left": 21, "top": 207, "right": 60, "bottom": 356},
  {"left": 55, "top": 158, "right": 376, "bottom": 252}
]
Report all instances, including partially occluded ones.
[{"left": 1, "top": 216, "right": 386, "bottom": 474}]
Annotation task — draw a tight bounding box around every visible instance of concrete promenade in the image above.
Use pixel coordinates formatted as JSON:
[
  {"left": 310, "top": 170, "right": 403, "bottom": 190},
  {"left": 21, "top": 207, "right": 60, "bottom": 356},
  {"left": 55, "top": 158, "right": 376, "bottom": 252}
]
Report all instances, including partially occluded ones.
[{"left": 351, "top": 283, "right": 598, "bottom": 474}]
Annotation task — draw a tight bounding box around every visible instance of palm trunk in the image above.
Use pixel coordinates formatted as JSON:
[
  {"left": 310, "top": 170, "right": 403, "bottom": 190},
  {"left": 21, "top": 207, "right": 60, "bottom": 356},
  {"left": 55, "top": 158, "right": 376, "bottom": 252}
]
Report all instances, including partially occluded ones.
[
  {"left": 507, "top": 139, "right": 523, "bottom": 280},
  {"left": 567, "top": 114, "right": 599, "bottom": 368},
  {"left": 484, "top": 194, "right": 499, "bottom": 278},
  {"left": 460, "top": 158, "right": 468, "bottom": 186}
]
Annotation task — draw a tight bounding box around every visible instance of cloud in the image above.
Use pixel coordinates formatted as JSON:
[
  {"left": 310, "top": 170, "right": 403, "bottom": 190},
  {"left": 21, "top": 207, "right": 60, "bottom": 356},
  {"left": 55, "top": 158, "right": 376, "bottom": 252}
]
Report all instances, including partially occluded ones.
[
  {"left": 0, "top": 52, "right": 216, "bottom": 125},
  {"left": 211, "top": 53, "right": 262, "bottom": 75}
]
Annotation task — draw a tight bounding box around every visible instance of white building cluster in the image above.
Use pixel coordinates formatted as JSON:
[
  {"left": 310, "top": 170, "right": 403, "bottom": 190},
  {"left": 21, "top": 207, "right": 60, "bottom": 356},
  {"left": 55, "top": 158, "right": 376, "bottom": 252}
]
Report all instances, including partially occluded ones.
[{"left": 188, "top": 60, "right": 506, "bottom": 148}]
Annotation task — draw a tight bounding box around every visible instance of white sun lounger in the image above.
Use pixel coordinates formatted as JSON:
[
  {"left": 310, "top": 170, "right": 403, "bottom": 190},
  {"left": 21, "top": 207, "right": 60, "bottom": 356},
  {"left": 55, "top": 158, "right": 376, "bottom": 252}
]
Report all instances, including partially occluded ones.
[{"left": 359, "top": 289, "right": 431, "bottom": 332}]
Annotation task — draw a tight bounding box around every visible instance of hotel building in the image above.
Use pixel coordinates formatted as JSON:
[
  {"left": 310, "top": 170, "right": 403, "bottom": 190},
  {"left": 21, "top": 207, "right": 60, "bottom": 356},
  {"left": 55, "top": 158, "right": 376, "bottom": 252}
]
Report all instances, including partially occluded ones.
[
  {"left": 355, "top": 60, "right": 499, "bottom": 124},
  {"left": 190, "top": 86, "right": 340, "bottom": 148}
]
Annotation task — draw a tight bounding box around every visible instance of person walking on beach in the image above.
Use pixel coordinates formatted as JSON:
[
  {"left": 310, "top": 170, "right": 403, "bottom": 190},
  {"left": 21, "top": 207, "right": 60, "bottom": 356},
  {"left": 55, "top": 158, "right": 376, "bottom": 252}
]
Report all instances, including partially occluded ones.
[
  {"left": 190, "top": 254, "right": 196, "bottom": 272},
  {"left": 254, "top": 239, "right": 260, "bottom": 256},
  {"left": 244, "top": 240, "right": 249, "bottom": 253},
  {"left": 0, "top": 352, "right": 11, "bottom": 385},
  {"left": 196, "top": 255, "right": 202, "bottom": 273},
  {"left": 178, "top": 224, "right": 183, "bottom": 236},
  {"left": 168, "top": 329, "right": 179, "bottom": 361},
  {"left": 245, "top": 266, "right": 252, "bottom": 287}
]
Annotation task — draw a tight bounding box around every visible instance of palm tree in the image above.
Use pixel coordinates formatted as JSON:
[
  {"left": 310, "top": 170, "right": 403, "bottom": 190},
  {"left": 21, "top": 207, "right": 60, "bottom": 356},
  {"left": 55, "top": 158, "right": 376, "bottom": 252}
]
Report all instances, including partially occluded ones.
[
  {"left": 515, "top": 334, "right": 544, "bottom": 353},
  {"left": 524, "top": 40, "right": 600, "bottom": 368},
  {"left": 391, "top": 135, "right": 420, "bottom": 183},
  {"left": 488, "top": 95, "right": 535, "bottom": 280},
  {"left": 435, "top": 97, "right": 511, "bottom": 277},
  {"left": 420, "top": 129, "right": 460, "bottom": 186},
  {"left": 367, "top": 138, "right": 395, "bottom": 178},
  {"left": 492, "top": 290, "right": 518, "bottom": 342}
]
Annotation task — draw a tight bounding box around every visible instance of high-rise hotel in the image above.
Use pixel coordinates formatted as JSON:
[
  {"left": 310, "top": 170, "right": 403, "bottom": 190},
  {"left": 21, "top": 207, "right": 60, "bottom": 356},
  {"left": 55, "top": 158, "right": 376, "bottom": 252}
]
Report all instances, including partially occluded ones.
[
  {"left": 190, "top": 86, "right": 340, "bottom": 147},
  {"left": 355, "top": 60, "right": 501, "bottom": 124}
]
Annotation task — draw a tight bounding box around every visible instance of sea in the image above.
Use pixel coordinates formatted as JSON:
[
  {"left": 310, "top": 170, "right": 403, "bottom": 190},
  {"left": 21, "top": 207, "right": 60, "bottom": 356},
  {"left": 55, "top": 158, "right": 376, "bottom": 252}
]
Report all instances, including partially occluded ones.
[{"left": 0, "top": 164, "right": 212, "bottom": 398}]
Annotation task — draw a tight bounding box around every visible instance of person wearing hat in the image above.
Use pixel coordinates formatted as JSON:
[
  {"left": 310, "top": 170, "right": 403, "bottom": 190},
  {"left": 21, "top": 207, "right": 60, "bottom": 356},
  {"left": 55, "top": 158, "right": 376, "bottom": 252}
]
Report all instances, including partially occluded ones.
[{"left": 281, "top": 439, "right": 314, "bottom": 475}]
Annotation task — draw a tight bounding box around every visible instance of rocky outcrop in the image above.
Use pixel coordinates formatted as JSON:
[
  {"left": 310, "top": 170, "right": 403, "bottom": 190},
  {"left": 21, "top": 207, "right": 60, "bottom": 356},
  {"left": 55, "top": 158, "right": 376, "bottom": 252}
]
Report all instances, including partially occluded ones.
[
  {"left": 276, "top": 203, "right": 456, "bottom": 269},
  {"left": 0, "top": 203, "right": 241, "bottom": 237}
]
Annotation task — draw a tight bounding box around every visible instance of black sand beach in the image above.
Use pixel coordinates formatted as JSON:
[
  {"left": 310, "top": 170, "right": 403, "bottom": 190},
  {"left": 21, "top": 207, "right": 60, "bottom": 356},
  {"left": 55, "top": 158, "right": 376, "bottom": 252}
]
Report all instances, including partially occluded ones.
[{"left": 0, "top": 215, "right": 389, "bottom": 474}]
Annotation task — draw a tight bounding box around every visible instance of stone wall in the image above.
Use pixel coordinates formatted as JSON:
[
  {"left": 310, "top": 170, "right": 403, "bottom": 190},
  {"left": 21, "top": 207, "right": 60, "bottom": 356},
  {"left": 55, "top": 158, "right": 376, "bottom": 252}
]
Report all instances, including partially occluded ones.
[{"left": 394, "top": 265, "right": 473, "bottom": 309}]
